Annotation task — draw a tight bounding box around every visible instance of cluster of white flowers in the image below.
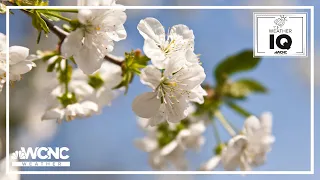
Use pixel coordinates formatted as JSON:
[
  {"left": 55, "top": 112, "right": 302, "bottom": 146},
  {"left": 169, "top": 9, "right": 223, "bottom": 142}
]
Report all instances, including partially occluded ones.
[
  {"left": 135, "top": 115, "right": 206, "bottom": 170},
  {"left": 132, "top": 18, "right": 207, "bottom": 126},
  {"left": 0, "top": 33, "right": 36, "bottom": 92},
  {"left": 0, "top": 0, "right": 276, "bottom": 172},
  {"left": 201, "top": 112, "right": 275, "bottom": 171},
  {"left": 42, "top": 0, "right": 127, "bottom": 122},
  {"left": 62, "top": 0, "right": 127, "bottom": 74},
  {"left": 42, "top": 58, "right": 123, "bottom": 123}
]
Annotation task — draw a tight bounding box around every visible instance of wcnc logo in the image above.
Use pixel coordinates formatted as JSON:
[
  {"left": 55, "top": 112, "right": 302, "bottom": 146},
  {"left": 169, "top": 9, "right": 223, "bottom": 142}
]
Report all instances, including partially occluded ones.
[
  {"left": 11, "top": 147, "right": 70, "bottom": 167},
  {"left": 254, "top": 13, "right": 307, "bottom": 57}
]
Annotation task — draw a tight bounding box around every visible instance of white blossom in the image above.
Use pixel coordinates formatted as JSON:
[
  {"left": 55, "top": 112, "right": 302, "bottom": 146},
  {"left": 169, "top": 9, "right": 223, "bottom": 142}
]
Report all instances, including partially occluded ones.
[
  {"left": 0, "top": 33, "right": 36, "bottom": 92},
  {"left": 200, "top": 112, "right": 274, "bottom": 171},
  {"left": 132, "top": 59, "right": 206, "bottom": 125},
  {"left": 61, "top": 8, "right": 127, "bottom": 74},
  {"left": 135, "top": 117, "right": 206, "bottom": 170},
  {"left": 72, "top": 59, "right": 123, "bottom": 113},
  {"left": 240, "top": 112, "right": 275, "bottom": 167},
  {"left": 41, "top": 83, "right": 98, "bottom": 123},
  {"left": 137, "top": 17, "right": 195, "bottom": 69}
]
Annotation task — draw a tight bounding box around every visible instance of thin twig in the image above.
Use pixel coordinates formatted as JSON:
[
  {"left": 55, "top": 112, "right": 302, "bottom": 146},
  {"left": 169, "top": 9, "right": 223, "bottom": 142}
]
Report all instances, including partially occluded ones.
[
  {"left": 104, "top": 55, "right": 123, "bottom": 66},
  {"left": 40, "top": 13, "right": 68, "bottom": 40},
  {"left": 215, "top": 111, "right": 236, "bottom": 137}
]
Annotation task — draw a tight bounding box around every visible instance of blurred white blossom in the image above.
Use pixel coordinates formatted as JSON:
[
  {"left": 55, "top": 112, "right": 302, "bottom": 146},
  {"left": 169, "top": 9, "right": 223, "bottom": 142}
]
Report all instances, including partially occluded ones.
[
  {"left": 201, "top": 112, "right": 274, "bottom": 171},
  {"left": 41, "top": 84, "right": 99, "bottom": 123},
  {"left": 0, "top": 33, "right": 36, "bottom": 92},
  {"left": 135, "top": 117, "right": 206, "bottom": 170},
  {"left": 72, "top": 58, "right": 123, "bottom": 113}
]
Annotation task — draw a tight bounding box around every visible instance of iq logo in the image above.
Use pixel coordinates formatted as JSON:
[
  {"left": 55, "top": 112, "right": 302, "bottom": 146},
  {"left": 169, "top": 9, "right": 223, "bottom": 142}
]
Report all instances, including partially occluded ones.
[
  {"left": 254, "top": 13, "right": 307, "bottom": 57},
  {"left": 10, "top": 147, "right": 70, "bottom": 167}
]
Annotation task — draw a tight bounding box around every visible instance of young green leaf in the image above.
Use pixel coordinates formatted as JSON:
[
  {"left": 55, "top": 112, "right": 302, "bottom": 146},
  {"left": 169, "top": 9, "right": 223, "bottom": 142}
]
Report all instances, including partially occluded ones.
[
  {"left": 224, "top": 78, "right": 267, "bottom": 99},
  {"left": 38, "top": 10, "right": 61, "bottom": 21},
  {"left": 31, "top": 11, "right": 50, "bottom": 34},
  {"left": 214, "top": 50, "right": 261, "bottom": 85},
  {"left": 15, "top": 0, "right": 49, "bottom": 6},
  {"left": 113, "top": 50, "right": 150, "bottom": 93}
]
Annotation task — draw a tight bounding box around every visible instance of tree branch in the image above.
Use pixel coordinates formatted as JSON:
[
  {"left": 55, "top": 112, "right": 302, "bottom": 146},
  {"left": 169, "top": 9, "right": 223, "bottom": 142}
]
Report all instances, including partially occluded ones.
[
  {"left": 40, "top": 14, "right": 68, "bottom": 40},
  {"left": 105, "top": 55, "right": 123, "bottom": 66}
]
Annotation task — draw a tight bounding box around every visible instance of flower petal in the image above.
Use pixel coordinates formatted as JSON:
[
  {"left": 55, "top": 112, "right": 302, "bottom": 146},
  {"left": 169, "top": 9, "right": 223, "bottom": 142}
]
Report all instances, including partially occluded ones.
[
  {"left": 260, "top": 112, "right": 273, "bottom": 133},
  {"left": 10, "top": 60, "right": 36, "bottom": 77},
  {"left": 9, "top": 46, "right": 29, "bottom": 65},
  {"left": 137, "top": 17, "right": 165, "bottom": 45},
  {"left": 78, "top": 9, "right": 93, "bottom": 24},
  {"left": 200, "top": 156, "right": 221, "bottom": 171},
  {"left": 160, "top": 140, "right": 178, "bottom": 156},
  {"left": 61, "top": 29, "right": 83, "bottom": 58},
  {"left": 106, "top": 24, "right": 127, "bottom": 41},
  {"left": 163, "top": 52, "right": 186, "bottom": 76},
  {"left": 165, "top": 97, "right": 189, "bottom": 123},
  {"left": 169, "top": 24, "right": 194, "bottom": 43},
  {"left": 149, "top": 151, "right": 165, "bottom": 170},
  {"left": 143, "top": 39, "right": 166, "bottom": 69},
  {"left": 221, "top": 135, "right": 248, "bottom": 171},
  {"left": 169, "top": 24, "right": 194, "bottom": 52},
  {"left": 244, "top": 115, "right": 261, "bottom": 135},
  {"left": 132, "top": 92, "right": 161, "bottom": 118},
  {"left": 186, "top": 50, "right": 199, "bottom": 64},
  {"left": 140, "top": 65, "right": 161, "bottom": 89},
  {"left": 80, "top": 101, "right": 99, "bottom": 116},
  {"left": 173, "top": 64, "right": 206, "bottom": 90},
  {"left": 41, "top": 108, "right": 64, "bottom": 121},
  {"left": 0, "top": 33, "right": 6, "bottom": 51},
  {"left": 134, "top": 137, "right": 158, "bottom": 152},
  {"left": 74, "top": 47, "right": 104, "bottom": 74},
  {"left": 188, "top": 85, "right": 207, "bottom": 104}
]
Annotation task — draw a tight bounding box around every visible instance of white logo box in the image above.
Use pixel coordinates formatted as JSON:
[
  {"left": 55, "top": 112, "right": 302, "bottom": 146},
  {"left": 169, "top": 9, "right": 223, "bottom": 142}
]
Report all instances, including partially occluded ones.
[{"left": 254, "top": 12, "right": 307, "bottom": 57}]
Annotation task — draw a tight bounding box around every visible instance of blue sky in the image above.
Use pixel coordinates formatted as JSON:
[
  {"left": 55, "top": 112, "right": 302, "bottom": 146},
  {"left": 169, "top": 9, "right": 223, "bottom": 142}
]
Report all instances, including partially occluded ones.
[{"left": 1, "top": 0, "right": 319, "bottom": 179}]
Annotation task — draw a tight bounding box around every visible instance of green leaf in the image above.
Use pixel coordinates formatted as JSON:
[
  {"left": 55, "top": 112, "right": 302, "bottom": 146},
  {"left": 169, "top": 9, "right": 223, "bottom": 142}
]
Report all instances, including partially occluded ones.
[
  {"left": 113, "top": 50, "right": 150, "bottom": 93},
  {"left": 39, "top": 10, "right": 61, "bottom": 21},
  {"left": 224, "top": 78, "right": 267, "bottom": 99},
  {"left": 31, "top": 11, "right": 50, "bottom": 34},
  {"left": 15, "top": 0, "right": 49, "bottom": 6},
  {"left": 46, "top": 62, "right": 56, "bottom": 72},
  {"left": 214, "top": 50, "right": 261, "bottom": 85},
  {"left": 226, "top": 101, "right": 252, "bottom": 118},
  {"left": 58, "top": 64, "right": 73, "bottom": 84}
]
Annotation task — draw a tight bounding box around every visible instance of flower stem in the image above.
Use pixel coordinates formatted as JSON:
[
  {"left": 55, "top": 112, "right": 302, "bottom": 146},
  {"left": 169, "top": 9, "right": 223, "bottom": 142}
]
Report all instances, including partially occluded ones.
[
  {"left": 64, "top": 60, "right": 69, "bottom": 94},
  {"left": 212, "top": 119, "right": 221, "bottom": 143},
  {"left": 215, "top": 111, "right": 236, "bottom": 137}
]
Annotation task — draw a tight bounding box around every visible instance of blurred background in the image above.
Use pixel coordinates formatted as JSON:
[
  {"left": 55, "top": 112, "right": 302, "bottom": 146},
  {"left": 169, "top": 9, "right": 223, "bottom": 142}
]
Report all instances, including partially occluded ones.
[{"left": 0, "top": 0, "right": 319, "bottom": 180}]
